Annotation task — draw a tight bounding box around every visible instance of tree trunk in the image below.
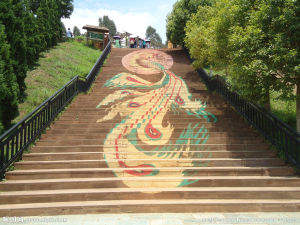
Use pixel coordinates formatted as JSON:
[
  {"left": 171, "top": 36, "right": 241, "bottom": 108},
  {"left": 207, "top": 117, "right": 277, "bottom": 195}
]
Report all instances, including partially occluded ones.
[{"left": 297, "top": 78, "right": 300, "bottom": 133}]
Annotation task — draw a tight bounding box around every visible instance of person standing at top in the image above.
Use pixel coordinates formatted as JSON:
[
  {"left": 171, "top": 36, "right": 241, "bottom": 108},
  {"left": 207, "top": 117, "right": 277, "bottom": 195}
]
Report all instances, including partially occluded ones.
[
  {"left": 115, "top": 39, "right": 120, "bottom": 48},
  {"left": 67, "top": 28, "right": 73, "bottom": 38},
  {"left": 135, "top": 36, "right": 139, "bottom": 48}
]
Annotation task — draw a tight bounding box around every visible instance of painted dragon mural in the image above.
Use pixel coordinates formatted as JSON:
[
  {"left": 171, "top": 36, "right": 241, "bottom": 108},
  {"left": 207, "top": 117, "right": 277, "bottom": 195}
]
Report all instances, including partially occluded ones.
[{"left": 96, "top": 50, "right": 217, "bottom": 188}]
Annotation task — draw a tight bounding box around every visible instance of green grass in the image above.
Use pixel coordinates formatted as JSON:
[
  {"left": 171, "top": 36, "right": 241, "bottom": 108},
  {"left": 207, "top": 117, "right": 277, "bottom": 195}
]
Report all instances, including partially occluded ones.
[
  {"left": 270, "top": 91, "right": 296, "bottom": 129},
  {"left": 14, "top": 40, "right": 101, "bottom": 122}
]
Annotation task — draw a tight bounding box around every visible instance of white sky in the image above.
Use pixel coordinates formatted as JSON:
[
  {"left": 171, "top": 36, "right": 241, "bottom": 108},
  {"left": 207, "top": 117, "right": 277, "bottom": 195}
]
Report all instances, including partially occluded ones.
[{"left": 61, "top": 0, "right": 178, "bottom": 43}]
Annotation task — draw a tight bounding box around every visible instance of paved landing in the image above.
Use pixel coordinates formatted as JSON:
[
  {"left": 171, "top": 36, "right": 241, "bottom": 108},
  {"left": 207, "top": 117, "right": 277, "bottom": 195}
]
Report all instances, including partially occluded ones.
[{"left": 1, "top": 213, "right": 300, "bottom": 225}]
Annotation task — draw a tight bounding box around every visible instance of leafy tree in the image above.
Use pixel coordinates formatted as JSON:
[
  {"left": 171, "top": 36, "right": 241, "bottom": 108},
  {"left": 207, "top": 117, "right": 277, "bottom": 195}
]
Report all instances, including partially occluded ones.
[
  {"left": 73, "top": 26, "right": 81, "bottom": 36},
  {"left": 99, "top": 15, "right": 117, "bottom": 36},
  {"left": 26, "top": 0, "right": 73, "bottom": 18},
  {"left": 145, "top": 26, "right": 164, "bottom": 48},
  {"left": 185, "top": 0, "right": 300, "bottom": 131},
  {"left": 57, "top": 0, "right": 73, "bottom": 18},
  {"left": 36, "top": 0, "right": 51, "bottom": 50},
  {"left": 146, "top": 26, "right": 156, "bottom": 39},
  {"left": 23, "top": 7, "right": 41, "bottom": 67},
  {"left": 0, "top": 23, "right": 19, "bottom": 133},
  {"left": 0, "top": 0, "right": 28, "bottom": 100},
  {"left": 166, "top": 0, "right": 213, "bottom": 46}
]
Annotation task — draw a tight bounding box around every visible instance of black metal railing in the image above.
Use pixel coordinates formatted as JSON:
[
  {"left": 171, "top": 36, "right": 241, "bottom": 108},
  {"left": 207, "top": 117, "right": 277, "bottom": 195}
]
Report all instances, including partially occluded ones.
[
  {"left": 185, "top": 48, "right": 300, "bottom": 169},
  {"left": 79, "top": 40, "right": 111, "bottom": 92},
  {"left": 0, "top": 40, "right": 111, "bottom": 177}
]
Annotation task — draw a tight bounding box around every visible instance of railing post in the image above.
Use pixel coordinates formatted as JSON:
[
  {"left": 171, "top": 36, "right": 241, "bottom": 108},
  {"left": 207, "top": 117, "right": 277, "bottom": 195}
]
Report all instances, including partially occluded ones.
[{"left": 0, "top": 139, "right": 4, "bottom": 178}]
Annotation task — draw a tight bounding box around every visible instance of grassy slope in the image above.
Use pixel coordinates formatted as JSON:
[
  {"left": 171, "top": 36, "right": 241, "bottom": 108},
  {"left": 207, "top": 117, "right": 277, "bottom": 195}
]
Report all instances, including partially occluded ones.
[
  {"left": 270, "top": 92, "right": 296, "bottom": 129},
  {"left": 14, "top": 40, "right": 101, "bottom": 122}
]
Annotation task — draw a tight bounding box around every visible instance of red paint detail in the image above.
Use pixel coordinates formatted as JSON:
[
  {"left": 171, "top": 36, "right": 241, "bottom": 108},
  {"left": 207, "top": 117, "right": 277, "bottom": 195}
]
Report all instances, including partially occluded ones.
[
  {"left": 115, "top": 136, "right": 153, "bottom": 176},
  {"left": 121, "top": 91, "right": 133, "bottom": 95},
  {"left": 175, "top": 96, "right": 185, "bottom": 105},
  {"left": 123, "top": 127, "right": 128, "bottom": 134},
  {"left": 145, "top": 123, "right": 161, "bottom": 139},
  {"left": 126, "top": 76, "right": 147, "bottom": 85}
]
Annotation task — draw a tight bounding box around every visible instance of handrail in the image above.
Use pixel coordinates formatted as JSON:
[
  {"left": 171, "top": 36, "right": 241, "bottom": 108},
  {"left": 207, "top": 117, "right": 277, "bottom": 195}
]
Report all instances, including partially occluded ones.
[
  {"left": 185, "top": 48, "right": 300, "bottom": 169},
  {"left": 0, "top": 40, "right": 111, "bottom": 178},
  {"left": 80, "top": 40, "right": 111, "bottom": 92}
]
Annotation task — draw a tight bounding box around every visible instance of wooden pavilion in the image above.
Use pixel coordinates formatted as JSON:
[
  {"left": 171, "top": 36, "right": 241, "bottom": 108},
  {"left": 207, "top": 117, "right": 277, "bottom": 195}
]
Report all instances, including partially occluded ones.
[{"left": 82, "top": 25, "right": 110, "bottom": 50}]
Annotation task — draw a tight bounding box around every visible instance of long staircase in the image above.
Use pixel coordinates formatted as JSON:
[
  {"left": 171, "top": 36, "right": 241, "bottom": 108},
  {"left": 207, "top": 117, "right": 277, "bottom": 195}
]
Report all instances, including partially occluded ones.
[{"left": 0, "top": 48, "right": 300, "bottom": 216}]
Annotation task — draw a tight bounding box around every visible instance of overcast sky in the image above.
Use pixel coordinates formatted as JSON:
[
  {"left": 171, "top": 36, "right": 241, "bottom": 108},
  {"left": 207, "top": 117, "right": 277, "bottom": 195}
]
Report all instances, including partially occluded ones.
[{"left": 61, "top": 0, "right": 178, "bottom": 43}]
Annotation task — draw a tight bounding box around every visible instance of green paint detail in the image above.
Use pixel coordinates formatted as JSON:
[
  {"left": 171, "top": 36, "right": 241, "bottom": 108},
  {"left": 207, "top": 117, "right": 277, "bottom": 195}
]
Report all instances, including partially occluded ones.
[
  {"left": 127, "top": 128, "right": 159, "bottom": 156},
  {"left": 142, "top": 119, "right": 146, "bottom": 124},
  {"left": 137, "top": 123, "right": 141, "bottom": 128},
  {"left": 143, "top": 167, "right": 160, "bottom": 176},
  {"left": 178, "top": 179, "right": 199, "bottom": 187}
]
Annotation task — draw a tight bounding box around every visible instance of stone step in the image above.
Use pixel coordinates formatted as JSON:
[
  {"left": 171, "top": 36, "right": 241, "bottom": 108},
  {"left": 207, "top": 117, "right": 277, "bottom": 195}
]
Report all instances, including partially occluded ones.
[
  {"left": 49, "top": 123, "right": 252, "bottom": 131},
  {"left": 29, "top": 144, "right": 271, "bottom": 153},
  {"left": 1, "top": 199, "right": 300, "bottom": 216},
  {"left": 23, "top": 151, "right": 276, "bottom": 161},
  {"left": 53, "top": 120, "right": 246, "bottom": 126},
  {"left": 58, "top": 114, "right": 239, "bottom": 121},
  {"left": 14, "top": 158, "right": 284, "bottom": 170},
  {"left": 30, "top": 144, "right": 271, "bottom": 152},
  {"left": 5, "top": 166, "right": 293, "bottom": 180},
  {"left": 1, "top": 176, "right": 300, "bottom": 191},
  {"left": 34, "top": 138, "right": 265, "bottom": 146},
  {"left": 39, "top": 134, "right": 264, "bottom": 142},
  {"left": 2, "top": 187, "right": 300, "bottom": 205},
  {"left": 48, "top": 126, "right": 253, "bottom": 134},
  {"left": 59, "top": 110, "right": 238, "bottom": 117},
  {"left": 42, "top": 131, "right": 258, "bottom": 138},
  {"left": 68, "top": 105, "right": 231, "bottom": 111}
]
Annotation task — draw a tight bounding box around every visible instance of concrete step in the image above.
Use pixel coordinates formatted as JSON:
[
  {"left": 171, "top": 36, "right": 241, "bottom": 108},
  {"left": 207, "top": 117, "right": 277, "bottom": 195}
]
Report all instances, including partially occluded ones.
[
  {"left": 49, "top": 123, "right": 253, "bottom": 132},
  {"left": 30, "top": 144, "right": 271, "bottom": 151},
  {"left": 34, "top": 138, "right": 265, "bottom": 146},
  {"left": 22, "top": 151, "right": 276, "bottom": 161},
  {"left": 2, "top": 187, "right": 300, "bottom": 205},
  {"left": 29, "top": 144, "right": 271, "bottom": 153},
  {"left": 41, "top": 131, "right": 259, "bottom": 138},
  {"left": 1, "top": 199, "right": 300, "bottom": 216},
  {"left": 5, "top": 166, "right": 294, "bottom": 180},
  {"left": 15, "top": 158, "right": 284, "bottom": 170},
  {"left": 57, "top": 114, "right": 239, "bottom": 121},
  {"left": 39, "top": 133, "right": 264, "bottom": 142},
  {"left": 1, "top": 176, "right": 300, "bottom": 191}
]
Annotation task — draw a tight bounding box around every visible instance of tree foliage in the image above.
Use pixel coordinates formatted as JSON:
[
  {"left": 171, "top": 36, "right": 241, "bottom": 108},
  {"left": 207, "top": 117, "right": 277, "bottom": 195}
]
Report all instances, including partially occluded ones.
[
  {"left": 0, "top": 0, "right": 74, "bottom": 133},
  {"left": 73, "top": 26, "right": 81, "bottom": 36},
  {"left": 166, "top": 0, "right": 213, "bottom": 46},
  {"left": 0, "top": 23, "right": 19, "bottom": 134},
  {"left": 184, "top": 0, "right": 300, "bottom": 130},
  {"left": 99, "top": 15, "right": 117, "bottom": 36},
  {"left": 146, "top": 26, "right": 164, "bottom": 48}
]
